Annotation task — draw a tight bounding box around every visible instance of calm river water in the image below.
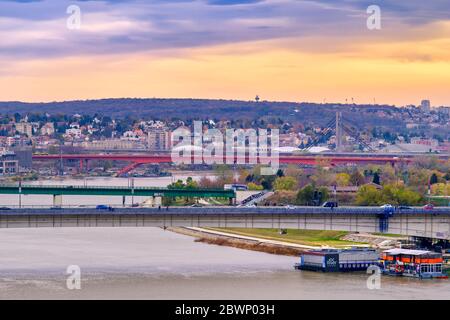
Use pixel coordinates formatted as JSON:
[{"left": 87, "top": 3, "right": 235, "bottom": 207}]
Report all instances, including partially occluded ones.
[
  {"left": 0, "top": 227, "right": 449, "bottom": 300},
  {"left": 0, "top": 177, "right": 449, "bottom": 299},
  {"left": 0, "top": 175, "right": 205, "bottom": 207}
]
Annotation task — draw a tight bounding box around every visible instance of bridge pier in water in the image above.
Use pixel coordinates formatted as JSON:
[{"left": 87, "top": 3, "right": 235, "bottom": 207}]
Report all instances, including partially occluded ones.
[{"left": 53, "top": 195, "right": 63, "bottom": 207}]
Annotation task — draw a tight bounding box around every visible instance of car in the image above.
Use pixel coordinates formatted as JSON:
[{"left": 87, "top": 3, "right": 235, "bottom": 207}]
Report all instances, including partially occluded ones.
[
  {"left": 191, "top": 204, "right": 204, "bottom": 207},
  {"left": 398, "top": 206, "right": 411, "bottom": 210},
  {"left": 284, "top": 205, "right": 296, "bottom": 209},
  {"left": 96, "top": 205, "right": 114, "bottom": 211},
  {"left": 0, "top": 207, "right": 11, "bottom": 210},
  {"left": 380, "top": 204, "right": 395, "bottom": 216},
  {"left": 322, "top": 201, "right": 338, "bottom": 208},
  {"left": 423, "top": 204, "right": 434, "bottom": 210},
  {"left": 50, "top": 206, "right": 62, "bottom": 210}
]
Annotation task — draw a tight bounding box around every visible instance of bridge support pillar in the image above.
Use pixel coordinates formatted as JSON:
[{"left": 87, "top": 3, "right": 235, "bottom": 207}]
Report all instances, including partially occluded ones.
[
  {"left": 154, "top": 196, "right": 162, "bottom": 207},
  {"left": 378, "top": 214, "right": 390, "bottom": 233},
  {"left": 53, "top": 194, "right": 63, "bottom": 207}
]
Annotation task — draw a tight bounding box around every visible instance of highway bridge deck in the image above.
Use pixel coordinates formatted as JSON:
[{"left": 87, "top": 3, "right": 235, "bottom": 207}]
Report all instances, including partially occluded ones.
[
  {"left": 0, "top": 184, "right": 235, "bottom": 199},
  {"left": 1, "top": 207, "right": 449, "bottom": 240}
]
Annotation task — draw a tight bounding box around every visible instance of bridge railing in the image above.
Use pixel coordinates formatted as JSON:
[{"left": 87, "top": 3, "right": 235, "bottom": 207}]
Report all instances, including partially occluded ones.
[
  {"left": 0, "top": 184, "right": 229, "bottom": 192},
  {"left": 1, "top": 206, "right": 448, "bottom": 215}
]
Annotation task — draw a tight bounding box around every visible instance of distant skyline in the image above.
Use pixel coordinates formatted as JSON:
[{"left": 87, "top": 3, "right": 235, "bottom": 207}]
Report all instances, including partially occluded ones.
[{"left": 1, "top": 0, "right": 450, "bottom": 106}]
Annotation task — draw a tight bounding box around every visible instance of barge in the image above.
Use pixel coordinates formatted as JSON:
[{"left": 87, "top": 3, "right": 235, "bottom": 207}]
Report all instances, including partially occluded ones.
[
  {"left": 294, "top": 248, "right": 379, "bottom": 272},
  {"left": 295, "top": 247, "right": 448, "bottom": 279},
  {"left": 380, "top": 248, "right": 448, "bottom": 279}
]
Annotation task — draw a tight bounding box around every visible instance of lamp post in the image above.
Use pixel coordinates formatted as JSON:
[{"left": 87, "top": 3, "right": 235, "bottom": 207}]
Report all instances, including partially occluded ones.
[{"left": 18, "top": 177, "right": 22, "bottom": 208}]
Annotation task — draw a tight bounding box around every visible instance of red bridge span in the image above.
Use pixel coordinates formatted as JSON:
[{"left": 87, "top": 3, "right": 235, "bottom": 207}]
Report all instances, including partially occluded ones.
[{"left": 33, "top": 154, "right": 414, "bottom": 176}]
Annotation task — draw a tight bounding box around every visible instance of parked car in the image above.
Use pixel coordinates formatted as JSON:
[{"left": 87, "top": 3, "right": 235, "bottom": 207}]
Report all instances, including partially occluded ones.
[
  {"left": 322, "top": 201, "right": 338, "bottom": 208},
  {"left": 398, "top": 206, "right": 412, "bottom": 210},
  {"left": 0, "top": 207, "right": 11, "bottom": 210},
  {"left": 423, "top": 204, "right": 435, "bottom": 210},
  {"left": 96, "top": 205, "right": 114, "bottom": 211},
  {"left": 380, "top": 204, "right": 395, "bottom": 216},
  {"left": 191, "top": 204, "right": 204, "bottom": 207},
  {"left": 284, "top": 205, "right": 296, "bottom": 209}
]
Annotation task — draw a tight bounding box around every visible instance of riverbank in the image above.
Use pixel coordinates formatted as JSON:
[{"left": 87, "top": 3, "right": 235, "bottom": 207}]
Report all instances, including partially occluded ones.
[
  {"left": 168, "top": 227, "right": 310, "bottom": 256},
  {"left": 168, "top": 227, "right": 408, "bottom": 257}
]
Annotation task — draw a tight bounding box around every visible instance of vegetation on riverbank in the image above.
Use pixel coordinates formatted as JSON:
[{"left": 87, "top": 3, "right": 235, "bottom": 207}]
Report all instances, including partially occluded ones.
[{"left": 206, "top": 228, "right": 366, "bottom": 247}]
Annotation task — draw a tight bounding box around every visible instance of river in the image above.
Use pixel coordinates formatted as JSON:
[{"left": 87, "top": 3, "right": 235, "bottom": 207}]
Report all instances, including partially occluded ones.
[
  {"left": 0, "top": 176, "right": 449, "bottom": 299},
  {"left": 0, "top": 227, "right": 449, "bottom": 300}
]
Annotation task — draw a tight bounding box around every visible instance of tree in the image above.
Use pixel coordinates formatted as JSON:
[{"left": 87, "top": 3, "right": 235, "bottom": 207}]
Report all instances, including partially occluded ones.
[
  {"left": 444, "top": 172, "right": 450, "bottom": 181},
  {"left": 185, "top": 177, "right": 198, "bottom": 189},
  {"left": 336, "top": 173, "right": 351, "bottom": 187},
  {"left": 356, "top": 185, "right": 383, "bottom": 206},
  {"left": 168, "top": 179, "right": 186, "bottom": 189},
  {"left": 381, "top": 184, "right": 422, "bottom": 206},
  {"left": 356, "top": 184, "right": 423, "bottom": 206},
  {"left": 372, "top": 172, "right": 381, "bottom": 185},
  {"left": 431, "top": 183, "right": 450, "bottom": 196},
  {"left": 296, "top": 185, "right": 315, "bottom": 205},
  {"left": 350, "top": 170, "right": 365, "bottom": 186},
  {"left": 213, "top": 165, "right": 234, "bottom": 186},
  {"left": 317, "top": 187, "right": 330, "bottom": 204},
  {"left": 380, "top": 164, "right": 396, "bottom": 185},
  {"left": 198, "top": 177, "right": 222, "bottom": 189},
  {"left": 392, "top": 187, "right": 422, "bottom": 206},
  {"left": 430, "top": 173, "right": 439, "bottom": 185},
  {"left": 273, "top": 176, "right": 297, "bottom": 191},
  {"left": 284, "top": 165, "right": 303, "bottom": 179},
  {"left": 248, "top": 183, "right": 264, "bottom": 191}
]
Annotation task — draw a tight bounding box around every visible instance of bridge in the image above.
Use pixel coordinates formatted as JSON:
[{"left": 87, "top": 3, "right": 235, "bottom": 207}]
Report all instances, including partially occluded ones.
[
  {"left": 1, "top": 207, "right": 449, "bottom": 240},
  {"left": 33, "top": 153, "right": 416, "bottom": 176},
  {"left": 0, "top": 184, "right": 236, "bottom": 206}
]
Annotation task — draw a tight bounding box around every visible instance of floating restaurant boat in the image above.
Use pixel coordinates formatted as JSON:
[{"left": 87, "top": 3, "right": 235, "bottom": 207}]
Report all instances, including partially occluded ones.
[
  {"left": 294, "top": 248, "right": 379, "bottom": 272},
  {"left": 380, "top": 248, "right": 448, "bottom": 279}
]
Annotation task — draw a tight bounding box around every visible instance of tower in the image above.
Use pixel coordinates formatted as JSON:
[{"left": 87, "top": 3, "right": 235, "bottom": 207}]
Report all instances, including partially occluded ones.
[{"left": 335, "top": 112, "right": 343, "bottom": 152}]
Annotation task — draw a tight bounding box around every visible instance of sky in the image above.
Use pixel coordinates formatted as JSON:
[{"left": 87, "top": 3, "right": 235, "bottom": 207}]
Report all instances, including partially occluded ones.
[{"left": 0, "top": 0, "right": 450, "bottom": 106}]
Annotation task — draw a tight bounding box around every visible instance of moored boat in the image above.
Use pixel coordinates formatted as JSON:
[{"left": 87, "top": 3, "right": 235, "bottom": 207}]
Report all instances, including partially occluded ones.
[{"left": 379, "top": 248, "right": 448, "bottom": 279}]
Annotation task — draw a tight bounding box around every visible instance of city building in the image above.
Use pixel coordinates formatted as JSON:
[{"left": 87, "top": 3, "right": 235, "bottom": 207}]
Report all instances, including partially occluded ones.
[
  {"left": 148, "top": 129, "right": 171, "bottom": 151},
  {"left": 81, "top": 139, "right": 145, "bottom": 150},
  {"left": 11, "top": 147, "right": 33, "bottom": 169},
  {"left": 40, "top": 122, "right": 55, "bottom": 136},
  {"left": 0, "top": 150, "right": 19, "bottom": 175},
  {"left": 438, "top": 106, "right": 450, "bottom": 116},
  {"left": 15, "top": 122, "right": 33, "bottom": 137},
  {"left": 420, "top": 100, "right": 431, "bottom": 113},
  {"left": 65, "top": 128, "right": 82, "bottom": 139},
  {"left": 382, "top": 143, "right": 438, "bottom": 153},
  {"left": 410, "top": 137, "right": 439, "bottom": 148}
]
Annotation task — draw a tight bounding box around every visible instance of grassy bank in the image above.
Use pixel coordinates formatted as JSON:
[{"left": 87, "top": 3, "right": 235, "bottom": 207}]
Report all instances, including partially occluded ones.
[
  {"left": 206, "top": 228, "right": 366, "bottom": 247},
  {"left": 169, "top": 227, "right": 306, "bottom": 256}
]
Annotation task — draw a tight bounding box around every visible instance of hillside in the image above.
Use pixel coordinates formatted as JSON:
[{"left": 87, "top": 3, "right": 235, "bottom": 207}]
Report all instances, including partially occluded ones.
[{"left": 0, "top": 98, "right": 400, "bottom": 129}]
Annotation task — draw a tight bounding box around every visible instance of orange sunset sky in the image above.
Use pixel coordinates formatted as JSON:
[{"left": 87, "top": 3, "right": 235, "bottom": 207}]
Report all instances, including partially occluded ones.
[{"left": 1, "top": 0, "right": 450, "bottom": 106}]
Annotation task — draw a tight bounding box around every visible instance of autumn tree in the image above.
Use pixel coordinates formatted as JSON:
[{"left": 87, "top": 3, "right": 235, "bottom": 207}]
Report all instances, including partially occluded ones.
[{"left": 273, "top": 176, "right": 297, "bottom": 191}]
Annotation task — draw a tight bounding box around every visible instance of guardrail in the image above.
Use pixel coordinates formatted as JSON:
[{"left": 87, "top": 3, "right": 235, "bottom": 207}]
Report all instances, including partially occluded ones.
[
  {"left": 0, "top": 206, "right": 449, "bottom": 215},
  {"left": 0, "top": 184, "right": 227, "bottom": 192}
]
